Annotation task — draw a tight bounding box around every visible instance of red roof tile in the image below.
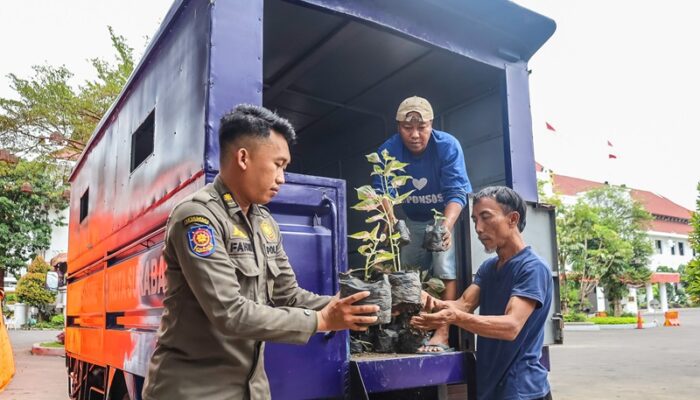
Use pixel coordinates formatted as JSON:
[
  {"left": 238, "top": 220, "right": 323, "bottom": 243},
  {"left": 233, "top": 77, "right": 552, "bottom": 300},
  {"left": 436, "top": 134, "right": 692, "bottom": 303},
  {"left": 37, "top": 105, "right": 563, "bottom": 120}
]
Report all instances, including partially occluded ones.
[
  {"left": 629, "top": 189, "right": 692, "bottom": 220},
  {"left": 649, "top": 220, "right": 693, "bottom": 235},
  {"left": 552, "top": 175, "right": 605, "bottom": 196},
  {"left": 550, "top": 173, "right": 694, "bottom": 235}
]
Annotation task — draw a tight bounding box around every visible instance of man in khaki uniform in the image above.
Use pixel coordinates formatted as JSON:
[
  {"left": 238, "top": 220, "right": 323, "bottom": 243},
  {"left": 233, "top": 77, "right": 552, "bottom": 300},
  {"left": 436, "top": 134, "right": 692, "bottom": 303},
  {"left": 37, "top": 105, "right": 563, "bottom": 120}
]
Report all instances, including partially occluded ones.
[{"left": 143, "top": 105, "right": 377, "bottom": 400}]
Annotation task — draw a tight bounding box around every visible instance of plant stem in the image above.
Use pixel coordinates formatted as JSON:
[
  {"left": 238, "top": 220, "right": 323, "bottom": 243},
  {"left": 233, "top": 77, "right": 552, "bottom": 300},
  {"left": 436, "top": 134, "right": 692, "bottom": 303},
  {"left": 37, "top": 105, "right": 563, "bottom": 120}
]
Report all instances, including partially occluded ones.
[
  {"left": 365, "top": 239, "right": 379, "bottom": 281},
  {"left": 382, "top": 174, "right": 398, "bottom": 272}
]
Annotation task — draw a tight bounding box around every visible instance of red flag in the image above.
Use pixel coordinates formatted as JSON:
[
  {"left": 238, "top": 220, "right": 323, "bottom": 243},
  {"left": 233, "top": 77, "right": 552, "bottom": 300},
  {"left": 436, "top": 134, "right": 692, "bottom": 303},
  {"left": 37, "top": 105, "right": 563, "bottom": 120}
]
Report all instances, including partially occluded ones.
[
  {"left": 608, "top": 154, "right": 617, "bottom": 159},
  {"left": 545, "top": 122, "right": 556, "bottom": 132}
]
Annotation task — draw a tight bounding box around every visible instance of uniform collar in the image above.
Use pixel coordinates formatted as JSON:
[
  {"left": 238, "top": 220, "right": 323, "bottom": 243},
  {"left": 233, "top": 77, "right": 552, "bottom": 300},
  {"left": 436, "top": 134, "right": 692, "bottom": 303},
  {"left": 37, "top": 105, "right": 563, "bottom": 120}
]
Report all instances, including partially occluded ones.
[{"left": 212, "top": 175, "right": 263, "bottom": 216}]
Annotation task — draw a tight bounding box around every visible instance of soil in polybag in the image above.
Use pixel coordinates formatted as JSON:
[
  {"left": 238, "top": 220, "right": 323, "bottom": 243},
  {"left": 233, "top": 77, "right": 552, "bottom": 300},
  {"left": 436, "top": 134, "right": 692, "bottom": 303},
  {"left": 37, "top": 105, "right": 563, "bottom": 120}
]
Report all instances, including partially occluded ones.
[
  {"left": 422, "top": 222, "right": 447, "bottom": 252},
  {"left": 398, "top": 327, "right": 429, "bottom": 353},
  {"left": 394, "top": 219, "right": 411, "bottom": 247},
  {"left": 373, "top": 328, "right": 398, "bottom": 353},
  {"left": 339, "top": 270, "right": 392, "bottom": 325},
  {"left": 388, "top": 271, "right": 422, "bottom": 314}
]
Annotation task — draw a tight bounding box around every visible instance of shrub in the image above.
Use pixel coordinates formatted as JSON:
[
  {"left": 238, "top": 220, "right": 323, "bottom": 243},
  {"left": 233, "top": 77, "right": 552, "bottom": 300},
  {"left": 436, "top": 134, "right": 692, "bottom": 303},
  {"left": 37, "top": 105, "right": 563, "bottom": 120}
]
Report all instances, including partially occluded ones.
[
  {"left": 4, "top": 292, "right": 17, "bottom": 304},
  {"left": 50, "top": 314, "right": 64, "bottom": 326},
  {"left": 588, "top": 316, "right": 639, "bottom": 325},
  {"left": 563, "top": 312, "right": 588, "bottom": 322}
]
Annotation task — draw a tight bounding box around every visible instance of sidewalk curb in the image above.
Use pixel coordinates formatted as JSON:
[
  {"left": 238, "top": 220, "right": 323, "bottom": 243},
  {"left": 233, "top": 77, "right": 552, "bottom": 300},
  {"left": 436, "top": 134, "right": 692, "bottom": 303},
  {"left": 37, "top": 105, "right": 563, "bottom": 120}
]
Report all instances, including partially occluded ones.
[
  {"left": 31, "top": 342, "right": 65, "bottom": 357},
  {"left": 564, "top": 321, "right": 658, "bottom": 331}
]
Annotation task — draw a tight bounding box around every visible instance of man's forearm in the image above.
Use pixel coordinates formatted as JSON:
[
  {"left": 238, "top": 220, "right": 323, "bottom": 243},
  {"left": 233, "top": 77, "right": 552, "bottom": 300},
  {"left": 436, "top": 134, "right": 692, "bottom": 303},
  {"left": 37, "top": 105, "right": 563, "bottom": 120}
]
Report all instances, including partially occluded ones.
[
  {"left": 443, "top": 201, "right": 463, "bottom": 229},
  {"left": 454, "top": 311, "right": 521, "bottom": 341}
]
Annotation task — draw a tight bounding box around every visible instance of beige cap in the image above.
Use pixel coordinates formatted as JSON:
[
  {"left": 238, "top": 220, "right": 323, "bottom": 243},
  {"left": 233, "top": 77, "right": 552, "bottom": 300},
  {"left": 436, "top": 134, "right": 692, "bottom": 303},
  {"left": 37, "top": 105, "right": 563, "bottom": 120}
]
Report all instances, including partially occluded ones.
[{"left": 395, "top": 96, "right": 434, "bottom": 122}]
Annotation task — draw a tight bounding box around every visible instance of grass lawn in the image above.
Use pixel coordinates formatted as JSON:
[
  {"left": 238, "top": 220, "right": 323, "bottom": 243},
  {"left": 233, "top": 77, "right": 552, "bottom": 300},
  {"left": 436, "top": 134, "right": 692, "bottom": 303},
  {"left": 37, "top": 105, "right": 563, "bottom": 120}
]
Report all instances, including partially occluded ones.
[{"left": 39, "top": 341, "right": 65, "bottom": 348}]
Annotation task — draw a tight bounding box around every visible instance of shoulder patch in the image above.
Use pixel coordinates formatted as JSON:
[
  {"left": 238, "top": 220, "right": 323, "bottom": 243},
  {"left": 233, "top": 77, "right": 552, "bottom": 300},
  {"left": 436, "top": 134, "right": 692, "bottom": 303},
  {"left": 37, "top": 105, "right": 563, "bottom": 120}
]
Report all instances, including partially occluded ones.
[
  {"left": 183, "top": 215, "right": 211, "bottom": 227},
  {"left": 187, "top": 225, "right": 216, "bottom": 257},
  {"left": 260, "top": 220, "right": 276, "bottom": 242}
]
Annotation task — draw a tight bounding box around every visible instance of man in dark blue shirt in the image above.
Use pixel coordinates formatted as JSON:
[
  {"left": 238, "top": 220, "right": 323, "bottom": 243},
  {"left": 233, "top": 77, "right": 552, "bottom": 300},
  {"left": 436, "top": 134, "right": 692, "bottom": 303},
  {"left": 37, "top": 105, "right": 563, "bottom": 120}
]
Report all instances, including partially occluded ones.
[
  {"left": 374, "top": 96, "right": 471, "bottom": 352},
  {"left": 413, "top": 186, "right": 553, "bottom": 399}
]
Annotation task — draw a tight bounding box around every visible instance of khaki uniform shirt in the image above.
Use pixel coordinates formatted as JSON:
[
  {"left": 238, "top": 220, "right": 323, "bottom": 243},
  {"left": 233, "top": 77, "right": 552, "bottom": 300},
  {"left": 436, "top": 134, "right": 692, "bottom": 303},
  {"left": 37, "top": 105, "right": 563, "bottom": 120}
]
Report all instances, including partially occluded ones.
[{"left": 143, "top": 176, "right": 331, "bottom": 400}]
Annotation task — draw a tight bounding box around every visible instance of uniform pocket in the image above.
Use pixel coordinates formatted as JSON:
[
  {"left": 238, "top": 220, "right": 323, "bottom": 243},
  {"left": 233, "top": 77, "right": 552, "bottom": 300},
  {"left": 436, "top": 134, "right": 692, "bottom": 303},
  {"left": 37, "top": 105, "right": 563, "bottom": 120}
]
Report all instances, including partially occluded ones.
[{"left": 231, "top": 256, "right": 260, "bottom": 300}]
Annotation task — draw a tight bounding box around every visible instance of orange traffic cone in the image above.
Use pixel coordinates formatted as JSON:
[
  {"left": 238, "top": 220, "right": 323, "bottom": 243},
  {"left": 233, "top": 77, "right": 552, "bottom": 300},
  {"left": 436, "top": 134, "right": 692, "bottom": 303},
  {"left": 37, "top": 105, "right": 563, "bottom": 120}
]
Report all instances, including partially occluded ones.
[{"left": 636, "top": 310, "right": 643, "bottom": 329}]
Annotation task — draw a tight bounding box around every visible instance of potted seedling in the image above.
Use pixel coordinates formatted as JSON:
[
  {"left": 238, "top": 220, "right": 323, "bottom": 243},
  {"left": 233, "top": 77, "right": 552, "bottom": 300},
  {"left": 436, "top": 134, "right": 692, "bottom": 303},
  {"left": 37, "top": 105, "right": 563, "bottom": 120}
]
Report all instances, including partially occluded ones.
[
  {"left": 423, "top": 208, "right": 448, "bottom": 252},
  {"left": 341, "top": 150, "right": 422, "bottom": 343}
]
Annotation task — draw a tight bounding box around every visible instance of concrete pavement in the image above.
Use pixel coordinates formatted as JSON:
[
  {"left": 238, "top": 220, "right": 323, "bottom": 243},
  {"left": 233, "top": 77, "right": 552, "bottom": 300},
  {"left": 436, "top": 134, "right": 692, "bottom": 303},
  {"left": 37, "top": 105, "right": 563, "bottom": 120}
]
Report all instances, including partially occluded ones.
[
  {"left": 1, "top": 329, "right": 66, "bottom": 400},
  {"left": 2, "top": 310, "right": 699, "bottom": 399},
  {"left": 550, "top": 308, "right": 700, "bottom": 399}
]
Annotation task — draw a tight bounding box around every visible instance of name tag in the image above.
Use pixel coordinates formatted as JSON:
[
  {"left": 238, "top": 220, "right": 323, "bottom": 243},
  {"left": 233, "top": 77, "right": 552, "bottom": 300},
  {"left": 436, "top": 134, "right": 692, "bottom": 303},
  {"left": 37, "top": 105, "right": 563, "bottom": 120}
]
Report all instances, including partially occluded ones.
[{"left": 228, "top": 240, "right": 254, "bottom": 255}]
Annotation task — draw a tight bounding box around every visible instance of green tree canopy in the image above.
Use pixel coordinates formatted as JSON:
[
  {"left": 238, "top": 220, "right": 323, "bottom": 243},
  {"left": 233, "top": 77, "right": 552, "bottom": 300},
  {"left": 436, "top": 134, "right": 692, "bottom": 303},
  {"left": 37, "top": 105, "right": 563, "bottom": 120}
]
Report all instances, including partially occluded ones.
[
  {"left": 0, "top": 26, "right": 134, "bottom": 160},
  {"left": 556, "top": 185, "right": 653, "bottom": 315},
  {"left": 0, "top": 160, "right": 67, "bottom": 279},
  {"left": 16, "top": 256, "right": 56, "bottom": 322},
  {"left": 0, "top": 27, "right": 135, "bottom": 286}
]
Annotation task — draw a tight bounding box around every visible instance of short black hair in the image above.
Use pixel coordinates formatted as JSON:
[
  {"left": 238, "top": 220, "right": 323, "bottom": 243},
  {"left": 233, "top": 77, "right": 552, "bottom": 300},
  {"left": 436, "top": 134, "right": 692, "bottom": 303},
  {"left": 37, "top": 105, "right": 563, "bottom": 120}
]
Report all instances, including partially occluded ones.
[
  {"left": 219, "top": 104, "right": 296, "bottom": 159},
  {"left": 473, "top": 186, "right": 527, "bottom": 232}
]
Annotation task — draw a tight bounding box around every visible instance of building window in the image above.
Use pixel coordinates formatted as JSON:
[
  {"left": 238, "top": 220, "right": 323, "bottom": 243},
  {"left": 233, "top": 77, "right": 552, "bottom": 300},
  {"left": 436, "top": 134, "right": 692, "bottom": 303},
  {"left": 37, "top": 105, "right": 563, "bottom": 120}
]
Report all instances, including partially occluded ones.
[
  {"left": 655, "top": 240, "right": 662, "bottom": 254},
  {"left": 670, "top": 243, "right": 676, "bottom": 256},
  {"left": 130, "top": 109, "right": 155, "bottom": 172},
  {"left": 79, "top": 189, "right": 89, "bottom": 222},
  {"left": 678, "top": 242, "right": 685, "bottom": 256}
]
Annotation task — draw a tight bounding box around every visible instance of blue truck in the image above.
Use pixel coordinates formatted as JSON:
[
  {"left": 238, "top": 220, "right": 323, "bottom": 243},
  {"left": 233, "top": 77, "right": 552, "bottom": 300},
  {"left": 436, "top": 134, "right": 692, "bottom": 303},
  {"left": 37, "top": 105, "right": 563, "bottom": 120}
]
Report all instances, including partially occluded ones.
[{"left": 64, "top": 1, "right": 560, "bottom": 399}]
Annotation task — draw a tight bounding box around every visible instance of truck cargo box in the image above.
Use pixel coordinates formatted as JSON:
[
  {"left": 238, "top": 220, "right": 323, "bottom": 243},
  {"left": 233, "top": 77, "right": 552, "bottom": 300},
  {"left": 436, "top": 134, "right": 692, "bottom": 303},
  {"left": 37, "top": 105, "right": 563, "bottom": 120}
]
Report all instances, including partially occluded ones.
[{"left": 66, "top": 1, "right": 557, "bottom": 399}]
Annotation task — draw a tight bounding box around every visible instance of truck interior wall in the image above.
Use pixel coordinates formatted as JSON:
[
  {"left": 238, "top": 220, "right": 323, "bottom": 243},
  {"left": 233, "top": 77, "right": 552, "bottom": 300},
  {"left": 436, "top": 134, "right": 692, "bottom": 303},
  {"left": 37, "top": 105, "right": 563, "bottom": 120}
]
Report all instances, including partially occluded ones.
[
  {"left": 67, "top": 0, "right": 210, "bottom": 274},
  {"left": 263, "top": 1, "right": 506, "bottom": 268}
]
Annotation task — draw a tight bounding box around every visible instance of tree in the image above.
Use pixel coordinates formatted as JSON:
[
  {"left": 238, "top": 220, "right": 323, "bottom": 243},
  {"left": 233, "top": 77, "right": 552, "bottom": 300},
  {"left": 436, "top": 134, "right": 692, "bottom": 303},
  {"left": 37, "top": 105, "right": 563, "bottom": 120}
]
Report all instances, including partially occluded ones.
[
  {"left": 0, "top": 27, "right": 135, "bottom": 161},
  {"left": 583, "top": 186, "right": 652, "bottom": 315},
  {"left": 0, "top": 27, "right": 136, "bottom": 287},
  {"left": 556, "top": 185, "right": 652, "bottom": 315},
  {"left": 684, "top": 182, "right": 700, "bottom": 304},
  {"left": 16, "top": 256, "right": 55, "bottom": 322},
  {"left": 0, "top": 159, "right": 67, "bottom": 285}
]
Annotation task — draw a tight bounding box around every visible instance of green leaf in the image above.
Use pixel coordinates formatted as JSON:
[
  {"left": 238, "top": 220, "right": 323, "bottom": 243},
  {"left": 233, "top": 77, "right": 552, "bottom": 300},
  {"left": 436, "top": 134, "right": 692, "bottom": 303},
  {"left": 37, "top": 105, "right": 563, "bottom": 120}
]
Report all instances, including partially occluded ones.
[
  {"left": 355, "top": 185, "right": 377, "bottom": 201},
  {"left": 357, "top": 244, "right": 372, "bottom": 256},
  {"left": 390, "top": 175, "right": 411, "bottom": 189},
  {"left": 351, "top": 198, "right": 380, "bottom": 211},
  {"left": 386, "top": 160, "right": 409, "bottom": 174},
  {"left": 371, "top": 164, "right": 384, "bottom": 176},
  {"left": 365, "top": 214, "right": 384, "bottom": 223},
  {"left": 390, "top": 232, "right": 401, "bottom": 240},
  {"left": 370, "top": 223, "right": 381, "bottom": 241},
  {"left": 349, "top": 231, "right": 371, "bottom": 241},
  {"left": 372, "top": 251, "right": 395, "bottom": 265},
  {"left": 365, "top": 152, "right": 381, "bottom": 164},
  {"left": 394, "top": 190, "right": 415, "bottom": 205}
]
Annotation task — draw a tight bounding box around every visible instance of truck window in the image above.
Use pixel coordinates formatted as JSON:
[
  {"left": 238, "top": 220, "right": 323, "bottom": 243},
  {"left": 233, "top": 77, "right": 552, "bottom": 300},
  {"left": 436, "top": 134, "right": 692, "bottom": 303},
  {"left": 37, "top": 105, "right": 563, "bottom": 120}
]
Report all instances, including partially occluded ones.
[
  {"left": 130, "top": 109, "right": 155, "bottom": 172},
  {"left": 79, "top": 188, "right": 89, "bottom": 222}
]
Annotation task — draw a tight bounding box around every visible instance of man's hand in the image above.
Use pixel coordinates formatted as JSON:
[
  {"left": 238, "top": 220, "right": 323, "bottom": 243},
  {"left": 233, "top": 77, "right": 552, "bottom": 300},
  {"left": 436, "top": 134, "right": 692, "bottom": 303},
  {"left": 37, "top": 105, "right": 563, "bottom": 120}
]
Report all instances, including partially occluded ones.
[
  {"left": 317, "top": 291, "right": 380, "bottom": 332},
  {"left": 441, "top": 223, "right": 452, "bottom": 250},
  {"left": 421, "top": 290, "right": 448, "bottom": 312},
  {"left": 411, "top": 307, "right": 460, "bottom": 331}
]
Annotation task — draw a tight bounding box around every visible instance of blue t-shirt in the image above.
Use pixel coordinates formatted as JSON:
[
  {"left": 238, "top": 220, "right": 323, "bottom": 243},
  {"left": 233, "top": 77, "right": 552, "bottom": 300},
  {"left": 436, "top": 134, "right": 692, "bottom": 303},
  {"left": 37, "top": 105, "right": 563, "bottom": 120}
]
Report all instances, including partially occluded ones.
[
  {"left": 373, "top": 130, "right": 471, "bottom": 221},
  {"left": 473, "top": 246, "right": 553, "bottom": 400}
]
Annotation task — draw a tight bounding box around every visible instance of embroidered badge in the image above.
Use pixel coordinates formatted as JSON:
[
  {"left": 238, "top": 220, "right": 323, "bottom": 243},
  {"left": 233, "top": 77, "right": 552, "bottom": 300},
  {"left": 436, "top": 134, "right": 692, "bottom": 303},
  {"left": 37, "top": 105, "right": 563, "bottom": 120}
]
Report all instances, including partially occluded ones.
[
  {"left": 232, "top": 225, "right": 248, "bottom": 239},
  {"left": 187, "top": 225, "right": 216, "bottom": 257},
  {"left": 223, "top": 193, "right": 234, "bottom": 202},
  {"left": 183, "top": 215, "right": 211, "bottom": 227},
  {"left": 260, "top": 221, "right": 276, "bottom": 241}
]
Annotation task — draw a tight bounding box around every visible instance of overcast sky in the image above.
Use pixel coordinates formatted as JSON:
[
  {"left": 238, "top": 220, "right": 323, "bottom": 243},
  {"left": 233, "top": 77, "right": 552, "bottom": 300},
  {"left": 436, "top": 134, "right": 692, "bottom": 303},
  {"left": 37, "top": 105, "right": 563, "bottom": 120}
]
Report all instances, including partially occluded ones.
[
  {"left": 515, "top": 0, "right": 699, "bottom": 210},
  {"left": 1, "top": 1, "right": 697, "bottom": 210}
]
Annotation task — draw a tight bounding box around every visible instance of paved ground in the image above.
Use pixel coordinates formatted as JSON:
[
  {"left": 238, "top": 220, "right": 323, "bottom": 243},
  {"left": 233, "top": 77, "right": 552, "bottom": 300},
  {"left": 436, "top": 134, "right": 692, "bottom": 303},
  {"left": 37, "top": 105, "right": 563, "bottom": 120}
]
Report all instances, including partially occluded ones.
[
  {"left": 2, "top": 310, "right": 699, "bottom": 399},
  {"left": 550, "top": 308, "right": 700, "bottom": 399},
  {"left": 1, "top": 329, "right": 65, "bottom": 400}
]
